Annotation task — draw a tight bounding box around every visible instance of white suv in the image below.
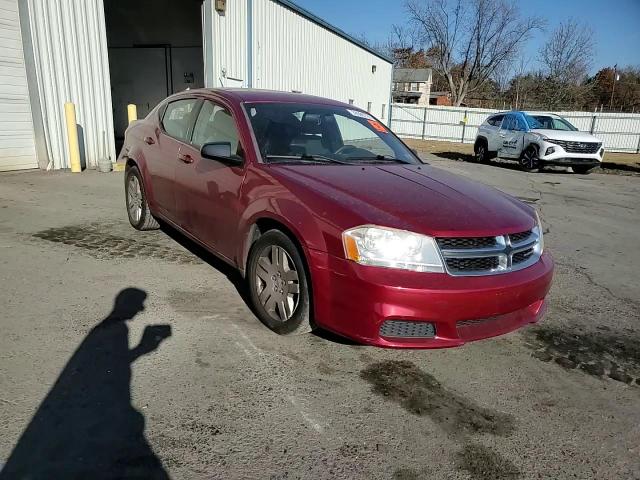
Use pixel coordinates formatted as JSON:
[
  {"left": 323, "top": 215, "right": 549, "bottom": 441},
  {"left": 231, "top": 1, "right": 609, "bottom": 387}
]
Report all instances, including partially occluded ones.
[{"left": 474, "top": 111, "right": 604, "bottom": 174}]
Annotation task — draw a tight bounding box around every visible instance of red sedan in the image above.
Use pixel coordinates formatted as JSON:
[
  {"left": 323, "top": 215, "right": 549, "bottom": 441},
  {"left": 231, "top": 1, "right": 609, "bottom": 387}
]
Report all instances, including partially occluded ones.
[{"left": 120, "top": 88, "right": 553, "bottom": 348}]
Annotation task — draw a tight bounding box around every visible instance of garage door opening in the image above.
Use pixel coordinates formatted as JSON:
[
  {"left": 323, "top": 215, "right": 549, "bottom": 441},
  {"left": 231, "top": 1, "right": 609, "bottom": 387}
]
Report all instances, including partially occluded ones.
[{"left": 104, "top": 0, "right": 204, "bottom": 151}]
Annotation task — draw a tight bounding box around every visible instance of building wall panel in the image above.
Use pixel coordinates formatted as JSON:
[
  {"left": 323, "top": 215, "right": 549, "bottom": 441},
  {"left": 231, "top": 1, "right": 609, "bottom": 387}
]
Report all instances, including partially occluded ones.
[
  {"left": 0, "top": 0, "right": 37, "bottom": 171},
  {"left": 252, "top": 0, "right": 392, "bottom": 122},
  {"left": 25, "top": 0, "right": 115, "bottom": 169}
]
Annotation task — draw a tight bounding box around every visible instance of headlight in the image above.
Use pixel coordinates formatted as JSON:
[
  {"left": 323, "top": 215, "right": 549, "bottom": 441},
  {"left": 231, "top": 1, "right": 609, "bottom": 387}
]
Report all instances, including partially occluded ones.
[
  {"left": 342, "top": 225, "right": 444, "bottom": 272},
  {"left": 534, "top": 210, "right": 544, "bottom": 254}
]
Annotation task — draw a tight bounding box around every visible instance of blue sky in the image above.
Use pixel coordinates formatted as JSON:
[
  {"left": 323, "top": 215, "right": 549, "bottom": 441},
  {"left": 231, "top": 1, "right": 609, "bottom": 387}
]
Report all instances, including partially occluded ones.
[{"left": 294, "top": 0, "right": 640, "bottom": 74}]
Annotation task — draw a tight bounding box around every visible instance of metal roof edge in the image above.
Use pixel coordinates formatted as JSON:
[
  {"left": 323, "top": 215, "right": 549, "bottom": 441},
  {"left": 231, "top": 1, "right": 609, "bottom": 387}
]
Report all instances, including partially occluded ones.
[{"left": 272, "top": 0, "right": 394, "bottom": 64}]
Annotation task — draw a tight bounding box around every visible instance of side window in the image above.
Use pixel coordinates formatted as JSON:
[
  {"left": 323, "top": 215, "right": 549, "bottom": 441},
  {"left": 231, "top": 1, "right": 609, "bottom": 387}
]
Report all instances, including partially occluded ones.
[
  {"left": 161, "top": 99, "right": 198, "bottom": 142},
  {"left": 501, "top": 115, "right": 514, "bottom": 130},
  {"left": 488, "top": 114, "right": 504, "bottom": 127},
  {"left": 191, "top": 101, "right": 241, "bottom": 155},
  {"left": 515, "top": 116, "right": 527, "bottom": 131}
]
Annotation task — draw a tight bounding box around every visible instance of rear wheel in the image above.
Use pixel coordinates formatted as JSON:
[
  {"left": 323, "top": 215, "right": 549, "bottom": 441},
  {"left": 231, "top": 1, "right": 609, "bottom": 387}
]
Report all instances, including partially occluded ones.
[
  {"left": 474, "top": 140, "right": 489, "bottom": 163},
  {"left": 573, "top": 165, "right": 595, "bottom": 174},
  {"left": 247, "top": 230, "right": 313, "bottom": 335},
  {"left": 125, "top": 166, "right": 159, "bottom": 230},
  {"left": 520, "top": 145, "right": 540, "bottom": 172}
]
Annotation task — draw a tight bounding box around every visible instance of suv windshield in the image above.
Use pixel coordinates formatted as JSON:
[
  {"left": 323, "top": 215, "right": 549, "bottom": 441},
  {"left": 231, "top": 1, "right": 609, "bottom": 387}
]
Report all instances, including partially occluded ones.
[
  {"left": 243, "top": 102, "right": 418, "bottom": 164},
  {"left": 528, "top": 114, "right": 577, "bottom": 131}
]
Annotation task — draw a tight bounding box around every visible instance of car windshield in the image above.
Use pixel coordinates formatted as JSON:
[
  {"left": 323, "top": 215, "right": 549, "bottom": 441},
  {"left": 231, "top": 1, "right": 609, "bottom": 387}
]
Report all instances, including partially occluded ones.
[
  {"left": 529, "top": 114, "right": 577, "bottom": 131},
  {"left": 243, "top": 102, "right": 418, "bottom": 164}
]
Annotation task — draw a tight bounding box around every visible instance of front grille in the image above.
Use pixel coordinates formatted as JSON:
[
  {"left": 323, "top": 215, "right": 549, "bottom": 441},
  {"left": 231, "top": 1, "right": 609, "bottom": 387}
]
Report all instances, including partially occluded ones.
[
  {"left": 549, "top": 139, "right": 601, "bottom": 154},
  {"left": 445, "top": 256, "right": 499, "bottom": 272},
  {"left": 509, "top": 230, "right": 531, "bottom": 244},
  {"left": 513, "top": 248, "right": 534, "bottom": 264},
  {"left": 437, "top": 236, "right": 496, "bottom": 249},
  {"left": 380, "top": 320, "right": 436, "bottom": 338},
  {"left": 437, "top": 230, "right": 542, "bottom": 276}
]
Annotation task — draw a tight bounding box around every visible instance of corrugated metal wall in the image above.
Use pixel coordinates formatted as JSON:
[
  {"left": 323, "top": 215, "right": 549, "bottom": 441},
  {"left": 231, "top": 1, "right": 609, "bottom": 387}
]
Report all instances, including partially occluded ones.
[
  {"left": 0, "top": 0, "right": 38, "bottom": 171},
  {"left": 391, "top": 104, "right": 640, "bottom": 153},
  {"left": 203, "top": 0, "right": 393, "bottom": 122},
  {"left": 253, "top": 0, "right": 392, "bottom": 121},
  {"left": 25, "top": 0, "right": 115, "bottom": 170},
  {"left": 203, "top": 0, "right": 247, "bottom": 88}
]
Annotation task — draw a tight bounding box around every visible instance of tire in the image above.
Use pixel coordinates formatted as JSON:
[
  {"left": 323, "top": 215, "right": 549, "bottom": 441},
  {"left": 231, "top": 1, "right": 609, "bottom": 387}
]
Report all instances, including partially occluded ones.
[
  {"left": 125, "top": 166, "right": 160, "bottom": 230},
  {"left": 520, "top": 145, "right": 540, "bottom": 172},
  {"left": 474, "top": 140, "right": 489, "bottom": 163},
  {"left": 246, "top": 230, "right": 313, "bottom": 335},
  {"left": 573, "top": 166, "right": 594, "bottom": 174}
]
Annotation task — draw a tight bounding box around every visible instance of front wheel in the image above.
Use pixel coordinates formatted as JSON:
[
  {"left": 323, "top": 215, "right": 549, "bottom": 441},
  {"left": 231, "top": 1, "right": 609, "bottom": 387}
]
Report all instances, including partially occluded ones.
[
  {"left": 246, "top": 230, "right": 313, "bottom": 335},
  {"left": 520, "top": 145, "right": 540, "bottom": 172}
]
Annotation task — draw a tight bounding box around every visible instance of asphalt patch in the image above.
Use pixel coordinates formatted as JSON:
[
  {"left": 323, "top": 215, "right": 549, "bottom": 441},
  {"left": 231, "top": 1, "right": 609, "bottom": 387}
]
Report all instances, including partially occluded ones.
[
  {"left": 33, "top": 224, "right": 201, "bottom": 264},
  {"left": 526, "top": 326, "right": 640, "bottom": 386},
  {"left": 360, "top": 360, "right": 515, "bottom": 436},
  {"left": 456, "top": 443, "right": 520, "bottom": 480}
]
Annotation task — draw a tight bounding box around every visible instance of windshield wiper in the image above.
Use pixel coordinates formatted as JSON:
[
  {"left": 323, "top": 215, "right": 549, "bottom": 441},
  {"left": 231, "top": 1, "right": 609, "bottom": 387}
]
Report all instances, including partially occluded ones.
[
  {"left": 265, "top": 154, "right": 351, "bottom": 165},
  {"left": 345, "top": 155, "right": 410, "bottom": 164}
]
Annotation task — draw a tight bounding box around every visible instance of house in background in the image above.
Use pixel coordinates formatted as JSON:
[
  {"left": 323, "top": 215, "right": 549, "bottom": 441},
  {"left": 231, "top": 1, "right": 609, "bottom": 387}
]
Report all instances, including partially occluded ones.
[{"left": 392, "top": 68, "right": 432, "bottom": 105}]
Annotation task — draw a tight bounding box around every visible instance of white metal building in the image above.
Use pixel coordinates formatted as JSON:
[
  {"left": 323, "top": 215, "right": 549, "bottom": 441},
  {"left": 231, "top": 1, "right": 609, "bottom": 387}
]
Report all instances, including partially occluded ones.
[{"left": 0, "top": 0, "right": 393, "bottom": 171}]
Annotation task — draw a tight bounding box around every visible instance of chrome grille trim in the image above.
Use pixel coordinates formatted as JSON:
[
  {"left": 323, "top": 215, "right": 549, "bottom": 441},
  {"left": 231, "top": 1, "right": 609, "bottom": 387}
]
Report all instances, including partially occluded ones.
[
  {"left": 437, "top": 229, "right": 542, "bottom": 276},
  {"left": 548, "top": 139, "right": 601, "bottom": 154}
]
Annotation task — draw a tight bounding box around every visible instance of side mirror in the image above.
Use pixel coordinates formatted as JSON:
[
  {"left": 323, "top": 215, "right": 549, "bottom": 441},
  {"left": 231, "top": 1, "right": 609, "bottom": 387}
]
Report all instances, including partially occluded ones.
[{"left": 201, "top": 142, "right": 242, "bottom": 166}]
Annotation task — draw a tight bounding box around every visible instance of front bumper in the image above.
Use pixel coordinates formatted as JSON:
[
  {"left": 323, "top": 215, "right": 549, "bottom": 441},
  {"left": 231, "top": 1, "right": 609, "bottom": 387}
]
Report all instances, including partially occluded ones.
[
  {"left": 538, "top": 142, "right": 603, "bottom": 167},
  {"left": 307, "top": 249, "right": 554, "bottom": 348}
]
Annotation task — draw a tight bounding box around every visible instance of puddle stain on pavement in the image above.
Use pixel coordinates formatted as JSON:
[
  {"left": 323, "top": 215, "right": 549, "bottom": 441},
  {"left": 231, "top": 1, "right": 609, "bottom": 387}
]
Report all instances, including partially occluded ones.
[
  {"left": 361, "top": 360, "right": 520, "bottom": 479},
  {"left": 32, "top": 224, "right": 201, "bottom": 265},
  {"left": 526, "top": 326, "right": 640, "bottom": 386},
  {"left": 456, "top": 443, "right": 520, "bottom": 480},
  {"left": 361, "top": 360, "right": 515, "bottom": 436}
]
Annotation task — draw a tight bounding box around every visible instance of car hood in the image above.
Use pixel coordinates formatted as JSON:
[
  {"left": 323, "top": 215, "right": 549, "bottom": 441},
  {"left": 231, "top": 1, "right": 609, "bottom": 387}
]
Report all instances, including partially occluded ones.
[
  {"left": 271, "top": 164, "right": 535, "bottom": 237},
  {"left": 531, "top": 129, "right": 601, "bottom": 143}
]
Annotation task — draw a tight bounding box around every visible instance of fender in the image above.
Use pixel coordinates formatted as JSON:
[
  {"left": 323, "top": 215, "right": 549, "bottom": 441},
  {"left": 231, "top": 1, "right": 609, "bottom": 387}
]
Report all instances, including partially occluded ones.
[{"left": 237, "top": 196, "right": 328, "bottom": 275}]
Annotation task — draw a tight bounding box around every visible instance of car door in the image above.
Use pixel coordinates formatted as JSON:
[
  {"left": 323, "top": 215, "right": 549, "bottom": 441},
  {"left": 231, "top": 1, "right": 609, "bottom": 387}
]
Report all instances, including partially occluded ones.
[
  {"left": 486, "top": 114, "right": 504, "bottom": 152},
  {"left": 497, "top": 114, "right": 524, "bottom": 159},
  {"left": 175, "top": 99, "right": 247, "bottom": 262},
  {"left": 147, "top": 98, "right": 199, "bottom": 220}
]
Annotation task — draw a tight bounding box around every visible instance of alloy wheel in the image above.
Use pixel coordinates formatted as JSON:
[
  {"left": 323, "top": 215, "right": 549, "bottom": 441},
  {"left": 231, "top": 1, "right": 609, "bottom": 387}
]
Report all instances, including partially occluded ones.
[
  {"left": 476, "top": 145, "right": 486, "bottom": 163},
  {"left": 521, "top": 147, "right": 538, "bottom": 171},
  {"left": 255, "top": 245, "right": 300, "bottom": 322},
  {"left": 127, "top": 175, "right": 143, "bottom": 223}
]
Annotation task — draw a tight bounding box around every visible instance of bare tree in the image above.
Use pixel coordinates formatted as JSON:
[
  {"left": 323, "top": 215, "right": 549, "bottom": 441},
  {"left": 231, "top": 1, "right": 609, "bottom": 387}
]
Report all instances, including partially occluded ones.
[
  {"left": 406, "top": 0, "right": 543, "bottom": 106},
  {"left": 539, "top": 19, "right": 594, "bottom": 83}
]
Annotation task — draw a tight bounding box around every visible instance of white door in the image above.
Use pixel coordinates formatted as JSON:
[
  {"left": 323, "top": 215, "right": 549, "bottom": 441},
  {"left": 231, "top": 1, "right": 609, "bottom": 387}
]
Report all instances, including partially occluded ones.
[
  {"left": 498, "top": 114, "right": 524, "bottom": 159},
  {"left": 0, "top": 0, "right": 38, "bottom": 171}
]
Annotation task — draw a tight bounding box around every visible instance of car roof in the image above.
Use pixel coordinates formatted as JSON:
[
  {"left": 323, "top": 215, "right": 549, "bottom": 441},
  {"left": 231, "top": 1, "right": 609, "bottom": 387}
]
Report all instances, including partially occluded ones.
[{"left": 169, "top": 88, "right": 355, "bottom": 109}]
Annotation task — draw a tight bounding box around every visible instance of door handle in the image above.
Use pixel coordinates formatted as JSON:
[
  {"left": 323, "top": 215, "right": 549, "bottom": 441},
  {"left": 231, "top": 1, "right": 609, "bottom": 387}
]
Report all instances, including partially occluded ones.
[
  {"left": 177, "top": 153, "right": 193, "bottom": 164},
  {"left": 144, "top": 136, "right": 155, "bottom": 145}
]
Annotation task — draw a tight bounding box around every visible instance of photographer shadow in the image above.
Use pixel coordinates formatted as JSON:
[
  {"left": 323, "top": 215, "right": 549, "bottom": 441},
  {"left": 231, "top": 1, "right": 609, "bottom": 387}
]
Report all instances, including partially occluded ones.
[{"left": 1, "top": 288, "right": 171, "bottom": 480}]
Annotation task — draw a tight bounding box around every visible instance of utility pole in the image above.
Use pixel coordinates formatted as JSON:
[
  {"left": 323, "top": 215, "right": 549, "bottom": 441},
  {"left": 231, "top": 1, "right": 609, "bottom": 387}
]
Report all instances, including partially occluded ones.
[{"left": 609, "top": 64, "right": 618, "bottom": 110}]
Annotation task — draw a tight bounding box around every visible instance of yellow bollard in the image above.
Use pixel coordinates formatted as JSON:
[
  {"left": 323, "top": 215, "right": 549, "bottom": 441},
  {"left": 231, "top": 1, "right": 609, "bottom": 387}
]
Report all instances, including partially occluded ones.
[
  {"left": 127, "top": 104, "right": 138, "bottom": 124},
  {"left": 64, "top": 102, "right": 82, "bottom": 173}
]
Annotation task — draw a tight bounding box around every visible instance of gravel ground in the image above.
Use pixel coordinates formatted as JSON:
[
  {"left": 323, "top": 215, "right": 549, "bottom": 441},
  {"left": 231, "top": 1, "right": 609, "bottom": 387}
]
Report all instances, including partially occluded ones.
[{"left": 0, "top": 159, "right": 638, "bottom": 480}]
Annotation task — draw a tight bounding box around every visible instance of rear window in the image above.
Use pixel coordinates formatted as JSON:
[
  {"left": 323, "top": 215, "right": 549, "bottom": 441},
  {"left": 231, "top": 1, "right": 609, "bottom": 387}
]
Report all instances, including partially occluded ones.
[
  {"left": 161, "top": 99, "right": 198, "bottom": 142},
  {"left": 487, "top": 115, "right": 504, "bottom": 127}
]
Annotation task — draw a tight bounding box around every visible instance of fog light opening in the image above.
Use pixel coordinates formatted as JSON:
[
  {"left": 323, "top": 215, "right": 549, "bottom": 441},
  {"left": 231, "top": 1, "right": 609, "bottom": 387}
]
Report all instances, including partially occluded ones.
[
  {"left": 545, "top": 146, "right": 555, "bottom": 155},
  {"left": 379, "top": 320, "right": 436, "bottom": 338}
]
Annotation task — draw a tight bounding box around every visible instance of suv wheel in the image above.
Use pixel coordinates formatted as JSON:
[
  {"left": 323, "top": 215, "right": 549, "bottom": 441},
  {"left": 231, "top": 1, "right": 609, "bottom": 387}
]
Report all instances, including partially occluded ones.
[
  {"left": 247, "top": 230, "right": 313, "bottom": 335},
  {"left": 125, "top": 166, "right": 160, "bottom": 230},
  {"left": 474, "top": 140, "right": 488, "bottom": 163},
  {"left": 520, "top": 145, "right": 540, "bottom": 172}
]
